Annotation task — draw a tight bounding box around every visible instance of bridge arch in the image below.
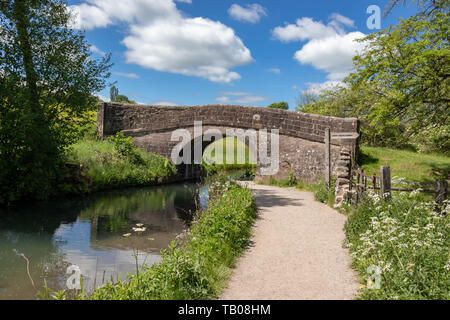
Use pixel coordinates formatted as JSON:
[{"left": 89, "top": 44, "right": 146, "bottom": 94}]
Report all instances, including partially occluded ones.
[{"left": 98, "top": 103, "right": 359, "bottom": 182}]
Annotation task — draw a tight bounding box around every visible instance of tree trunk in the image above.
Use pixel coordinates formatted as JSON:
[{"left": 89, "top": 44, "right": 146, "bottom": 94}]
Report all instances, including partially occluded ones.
[{"left": 13, "top": 0, "right": 40, "bottom": 114}]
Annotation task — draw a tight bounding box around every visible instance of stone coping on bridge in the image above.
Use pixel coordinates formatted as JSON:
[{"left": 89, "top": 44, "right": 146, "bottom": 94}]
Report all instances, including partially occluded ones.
[{"left": 98, "top": 102, "right": 359, "bottom": 147}]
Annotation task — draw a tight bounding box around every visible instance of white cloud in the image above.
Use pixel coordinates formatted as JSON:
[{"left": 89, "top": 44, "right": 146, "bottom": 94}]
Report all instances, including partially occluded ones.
[
  {"left": 89, "top": 45, "right": 105, "bottom": 56},
  {"left": 215, "top": 92, "right": 268, "bottom": 104},
  {"left": 69, "top": 0, "right": 178, "bottom": 30},
  {"left": 220, "top": 91, "right": 252, "bottom": 96},
  {"left": 294, "top": 31, "right": 366, "bottom": 80},
  {"left": 69, "top": 3, "right": 111, "bottom": 30},
  {"left": 70, "top": 0, "right": 252, "bottom": 83},
  {"left": 175, "top": 0, "right": 191, "bottom": 3},
  {"left": 329, "top": 13, "right": 355, "bottom": 29},
  {"left": 112, "top": 71, "right": 140, "bottom": 79},
  {"left": 95, "top": 94, "right": 110, "bottom": 102},
  {"left": 228, "top": 4, "right": 267, "bottom": 23},
  {"left": 151, "top": 101, "right": 179, "bottom": 106},
  {"left": 123, "top": 17, "right": 252, "bottom": 83},
  {"left": 272, "top": 17, "right": 339, "bottom": 42},
  {"left": 301, "top": 81, "right": 344, "bottom": 96},
  {"left": 273, "top": 14, "right": 366, "bottom": 81},
  {"left": 267, "top": 68, "right": 281, "bottom": 74}
]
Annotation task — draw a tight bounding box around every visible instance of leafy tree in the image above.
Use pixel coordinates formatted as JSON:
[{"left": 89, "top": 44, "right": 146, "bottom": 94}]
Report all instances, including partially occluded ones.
[
  {"left": 109, "top": 85, "right": 136, "bottom": 104},
  {"left": 110, "top": 85, "right": 119, "bottom": 102},
  {"left": 0, "top": 0, "right": 112, "bottom": 203},
  {"left": 297, "top": 83, "right": 410, "bottom": 148},
  {"left": 384, "top": 0, "right": 447, "bottom": 17},
  {"left": 268, "top": 102, "right": 289, "bottom": 110},
  {"left": 348, "top": 0, "right": 449, "bottom": 133},
  {"left": 115, "top": 94, "right": 136, "bottom": 104}
]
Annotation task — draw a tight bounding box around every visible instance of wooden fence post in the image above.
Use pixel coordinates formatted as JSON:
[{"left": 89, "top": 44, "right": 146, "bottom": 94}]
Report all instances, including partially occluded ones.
[
  {"left": 435, "top": 180, "right": 448, "bottom": 212},
  {"left": 380, "top": 166, "right": 391, "bottom": 200},
  {"left": 363, "top": 169, "right": 367, "bottom": 191},
  {"left": 325, "top": 128, "right": 331, "bottom": 189}
]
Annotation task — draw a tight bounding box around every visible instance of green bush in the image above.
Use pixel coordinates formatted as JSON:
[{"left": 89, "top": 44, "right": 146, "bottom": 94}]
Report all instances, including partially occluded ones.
[
  {"left": 109, "top": 132, "right": 144, "bottom": 166},
  {"left": 268, "top": 102, "right": 289, "bottom": 110},
  {"left": 311, "top": 178, "right": 335, "bottom": 205},
  {"left": 65, "top": 136, "right": 176, "bottom": 192},
  {"left": 345, "top": 191, "right": 450, "bottom": 300},
  {"left": 87, "top": 181, "right": 257, "bottom": 300}
]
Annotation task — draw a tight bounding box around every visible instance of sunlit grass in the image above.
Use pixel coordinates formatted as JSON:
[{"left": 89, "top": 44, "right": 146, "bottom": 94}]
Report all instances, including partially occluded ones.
[
  {"left": 65, "top": 137, "right": 177, "bottom": 191},
  {"left": 360, "top": 146, "right": 450, "bottom": 182},
  {"left": 202, "top": 137, "right": 257, "bottom": 176}
]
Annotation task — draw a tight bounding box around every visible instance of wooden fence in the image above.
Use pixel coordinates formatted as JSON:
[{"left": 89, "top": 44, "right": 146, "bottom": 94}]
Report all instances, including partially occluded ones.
[{"left": 349, "top": 166, "right": 448, "bottom": 209}]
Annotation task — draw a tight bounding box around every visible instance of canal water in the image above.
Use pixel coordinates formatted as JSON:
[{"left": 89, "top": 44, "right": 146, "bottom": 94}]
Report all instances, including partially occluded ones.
[{"left": 0, "top": 183, "right": 208, "bottom": 300}]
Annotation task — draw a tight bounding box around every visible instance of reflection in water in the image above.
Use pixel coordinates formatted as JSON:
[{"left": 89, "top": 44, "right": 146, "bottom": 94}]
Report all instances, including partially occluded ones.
[{"left": 0, "top": 183, "right": 205, "bottom": 300}]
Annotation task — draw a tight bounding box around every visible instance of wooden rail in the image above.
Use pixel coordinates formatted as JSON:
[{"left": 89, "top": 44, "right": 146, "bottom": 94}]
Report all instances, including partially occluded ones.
[{"left": 349, "top": 166, "right": 448, "bottom": 209}]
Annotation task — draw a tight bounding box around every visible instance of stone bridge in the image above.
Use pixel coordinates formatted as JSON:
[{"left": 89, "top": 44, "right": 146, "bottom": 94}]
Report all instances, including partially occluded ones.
[{"left": 97, "top": 102, "right": 359, "bottom": 182}]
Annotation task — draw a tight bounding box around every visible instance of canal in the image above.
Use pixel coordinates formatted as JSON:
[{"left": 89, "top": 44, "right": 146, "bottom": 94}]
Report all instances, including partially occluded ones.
[{"left": 0, "top": 183, "right": 208, "bottom": 300}]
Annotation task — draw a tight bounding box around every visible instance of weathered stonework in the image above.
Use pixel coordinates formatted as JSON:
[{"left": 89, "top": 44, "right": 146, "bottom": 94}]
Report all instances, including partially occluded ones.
[
  {"left": 333, "top": 146, "right": 357, "bottom": 208},
  {"left": 98, "top": 102, "right": 359, "bottom": 182}
]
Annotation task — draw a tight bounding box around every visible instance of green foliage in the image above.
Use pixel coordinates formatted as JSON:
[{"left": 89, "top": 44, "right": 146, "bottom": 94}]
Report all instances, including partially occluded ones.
[
  {"left": 310, "top": 178, "right": 336, "bottom": 206},
  {"left": 349, "top": 0, "right": 449, "bottom": 135},
  {"left": 268, "top": 102, "right": 289, "bottom": 110},
  {"left": 110, "top": 85, "right": 119, "bottom": 102},
  {"left": 264, "top": 171, "right": 299, "bottom": 188},
  {"left": 115, "top": 95, "right": 136, "bottom": 104},
  {"left": 65, "top": 137, "right": 177, "bottom": 192},
  {"left": 360, "top": 146, "right": 450, "bottom": 182},
  {"left": 87, "top": 181, "right": 257, "bottom": 300},
  {"left": 288, "top": 171, "right": 297, "bottom": 186},
  {"left": 345, "top": 191, "right": 450, "bottom": 300},
  {"left": 202, "top": 137, "right": 257, "bottom": 176},
  {"left": 0, "top": 0, "right": 111, "bottom": 204},
  {"left": 109, "top": 85, "right": 135, "bottom": 104},
  {"left": 261, "top": 175, "right": 336, "bottom": 206},
  {"left": 109, "top": 132, "right": 144, "bottom": 165}
]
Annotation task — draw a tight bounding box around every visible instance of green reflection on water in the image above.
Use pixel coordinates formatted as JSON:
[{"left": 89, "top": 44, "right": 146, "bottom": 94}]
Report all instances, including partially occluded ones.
[{"left": 0, "top": 183, "right": 202, "bottom": 300}]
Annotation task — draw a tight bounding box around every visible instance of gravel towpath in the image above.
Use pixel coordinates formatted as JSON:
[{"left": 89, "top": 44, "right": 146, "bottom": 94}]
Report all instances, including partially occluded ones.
[{"left": 221, "top": 182, "right": 360, "bottom": 300}]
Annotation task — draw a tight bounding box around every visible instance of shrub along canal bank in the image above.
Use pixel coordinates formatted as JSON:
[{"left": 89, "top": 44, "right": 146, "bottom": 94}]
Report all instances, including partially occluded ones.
[{"left": 61, "top": 132, "right": 179, "bottom": 196}]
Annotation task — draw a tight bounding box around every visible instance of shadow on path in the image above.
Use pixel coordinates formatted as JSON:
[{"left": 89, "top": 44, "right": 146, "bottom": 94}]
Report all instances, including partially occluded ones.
[{"left": 250, "top": 188, "right": 305, "bottom": 209}]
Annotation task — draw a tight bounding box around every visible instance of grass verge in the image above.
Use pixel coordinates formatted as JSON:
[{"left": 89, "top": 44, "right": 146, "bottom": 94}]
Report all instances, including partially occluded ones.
[
  {"left": 63, "top": 133, "right": 177, "bottom": 194},
  {"left": 360, "top": 146, "right": 450, "bottom": 182},
  {"left": 81, "top": 178, "right": 257, "bottom": 300},
  {"left": 202, "top": 137, "right": 257, "bottom": 178}
]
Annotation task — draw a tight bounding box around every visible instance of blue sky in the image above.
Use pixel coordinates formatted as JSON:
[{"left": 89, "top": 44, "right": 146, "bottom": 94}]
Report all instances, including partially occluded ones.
[{"left": 67, "top": 0, "right": 418, "bottom": 110}]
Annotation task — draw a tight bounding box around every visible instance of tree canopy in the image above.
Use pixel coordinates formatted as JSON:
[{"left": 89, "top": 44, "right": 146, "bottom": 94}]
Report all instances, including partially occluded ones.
[
  {"left": 0, "top": 0, "right": 112, "bottom": 203},
  {"left": 268, "top": 102, "right": 289, "bottom": 110}
]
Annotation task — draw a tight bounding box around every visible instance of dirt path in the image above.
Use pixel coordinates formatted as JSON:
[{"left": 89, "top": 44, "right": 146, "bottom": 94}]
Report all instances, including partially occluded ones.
[{"left": 221, "top": 182, "right": 360, "bottom": 300}]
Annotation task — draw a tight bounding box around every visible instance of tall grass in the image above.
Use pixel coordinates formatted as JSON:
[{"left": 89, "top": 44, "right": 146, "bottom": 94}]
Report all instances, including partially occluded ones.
[
  {"left": 64, "top": 134, "right": 177, "bottom": 192},
  {"left": 360, "top": 146, "right": 450, "bottom": 182},
  {"left": 202, "top": 137, "right": 257, "bottom": 177}
]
